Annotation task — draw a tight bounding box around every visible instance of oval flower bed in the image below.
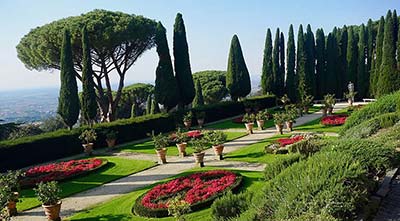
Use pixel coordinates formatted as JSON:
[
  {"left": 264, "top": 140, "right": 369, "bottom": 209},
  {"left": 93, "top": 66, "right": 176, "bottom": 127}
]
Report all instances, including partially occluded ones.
[
  {"left": 321, "top": 115, "right": 348, "bottom": 126},
  {"left": 20, "top": 158, "right": 107, "bottom": 187},
  {"left": 277, "top": 135, "right": 304, "bottom": 147},
  {"left": 133, "top": 170, "right": 242, "bottom": 218}
]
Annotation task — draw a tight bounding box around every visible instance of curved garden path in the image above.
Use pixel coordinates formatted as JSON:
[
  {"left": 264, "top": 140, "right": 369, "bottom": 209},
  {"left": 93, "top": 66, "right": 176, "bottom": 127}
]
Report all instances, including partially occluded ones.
[{"left": 12, "top": 103, "right": 351, "bottom": 221}]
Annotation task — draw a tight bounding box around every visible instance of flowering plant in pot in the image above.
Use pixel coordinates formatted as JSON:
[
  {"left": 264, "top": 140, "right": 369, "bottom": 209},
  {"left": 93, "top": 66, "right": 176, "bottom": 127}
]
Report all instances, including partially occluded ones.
[
  {"left": 323, "top": 94, "right": 336, "bottom": 115},
  {"left": 0, "top": 170, "right": 24, "bottom": 216},
  {"left": 256, "top": 110, "right": 269, "bottom": 130},
  {"left": 273, "top": 112, "right": 286, "bottom": 134},
  {"left": 175, "top": 128, "right": 189, "bottom": 157},
  {"left": 104, "top": 130, "right": 118, "bottom": 148},
  {"left": 34, "top": 181, "right": 62, "bottom": 221},
  {"left": 151, "top": 132, "right": 169, "bottom": 164},
  {"left": 79, "top": 129, "right": 97, "bottom": 156},
  {"left": 205, "top": 131, "right": 227, "bottom": 160},
  {"left": 284, "top": 105, "right": 298, "bottom": 131},
  {"left": 344, "top": 91, "right": 357, "bottom": 107},
  {"left": 301, "top": 94, "right": 314, "bottom": 114},
  {"left": 280, "top": 94, "right": 290, "bottom": 106},
  {"left": 183, "top": 112, "right": 193, "bottom": 129},
  {"left": 242, "top": 113, "right": 256, "bottom": 134},
  {"left": 195, "top": 112, "right": 206, "bottom": 128},
  {"left": 190, "top": 137, "right": 209, "bottom": 167}
]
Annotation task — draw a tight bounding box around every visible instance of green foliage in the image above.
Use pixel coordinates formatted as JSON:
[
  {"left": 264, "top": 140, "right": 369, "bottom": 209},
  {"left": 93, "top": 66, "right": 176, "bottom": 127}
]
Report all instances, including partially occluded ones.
[
  {"left": 226, "top": 35, "right": 251, "bottom": 101},
  {"left": 0, "top": 170, "right": 24, "bottom": 192},
  {"left": 273, "top": 112, "right": 286, "bottom": 125},
  {"left": 325, "top": 33, "right": 339, "bottom": 95},
  {"left": 130, "top": 103, "right": 138, "bottom": 118},
  {"left": 150, "top": 132, "right": 169, "bottom": 150},
  {"left": 286, "top": 25, "right": 296, "bottom": 101},
  {"left": 242, "top": 113, "right": 256, "bottom": 123},
  {"left": 167, "top": 196, "right": 191, "bottom": 221},
  {"left": 117, "top": 83, "right": 154, "bottom": 118},
  {"left": 287, "top": 136, "right": 325, "bottom": 156},
  {"left": 272, "top": 28, "right": 281, "bottom": 96},
  {"left": 150, "top": 98, "right": 160, "bottom": 115},
  {"left": 192, "top": 70, "right": 227, "bottom": 104},
  {"left": 190, "top": 137, "right": 209, "bottom": 153},
  {"left": 279, "top": 32, "right": 286, "bottom": 96},
  {"left": 323, "top": 94, "right": 336, "bottom": 108},
  {"left": 256, "top": 110, "right": 270, "bottom": 121},
  {"left": 296, "top": 25, "right": 307, "bottom": 100},
  {"left": 155, "top": 22, "right": 180, "bottom": 110},
  {"left": 370, "top": 16, "right": 385, "bottom": 96},
  {"left": 264, "top": 153, "right": 302, "bottom": 180},
  {"left": 315, "top": 28, "right": 326, "bottom": 99},
  {"left": 146, "top": 95, "right": 152, "bottom": 115},
  {"left": 173, "top": 13, "right": 195, "bottom": 106},
  {"left": 175, "top": 128, "right": 189, "bottom": 143},
  {"left": 183, "top": 111, "right": 193, "bottom": 122},
  {"left": 57, "top": 29, "right": 80, "bottom": 129},
  {"left": 79, "top": 129, "right": 97, "bottom": 144},
  {"left": 357, "top": 24, "right": 369, "bottom": 98},
  {"left": 34, "top": 181, "right": 61, "bottom": 205},
  {"left": 8, "top": 124, "right": 43, "bottom": 140},
  {"left": 40, "top": 115, "right": 67, "bottom": 133},
  {"left": 211, "top": 191, "right": 251, "bottom": 221},
  {"left": 346, "top": 27, "right": 358, "bottom": 86},
  {"left": 304, "top": 24, "right": 316, "bottom": 96},
  {"left": 192, "top": 79, "right": 205, "bottom": 108},
  {"left": 261, "top": 29, "right": 274, "bottom": 95},
  {"left": 204, "top": 130, "right": 227, "bottom": 145}
]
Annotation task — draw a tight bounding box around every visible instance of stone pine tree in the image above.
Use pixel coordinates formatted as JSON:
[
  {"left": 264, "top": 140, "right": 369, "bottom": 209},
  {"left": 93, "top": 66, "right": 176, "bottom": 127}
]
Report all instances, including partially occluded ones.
[
  {"left": 377, "top": 11, "right": 398, "bottom": 96},
  {"left": 192, "top": 79, "right": 205, "bottom": 108},
  {"left": 338, "top": 26, "right": 348, "bottom": 94},
  {"left": 80, "top": 26, "right": 97, "bottom": 125},
  {"left": 154, "top": 22, "right": 180, "bottom": 111},
  {"left": 296, "top": 25, "right": 307, "bottom": 99},
  {"left": 371, "top": 16, "right": 385, "bottom": 96},
  {"left": 304, "top": 24, "right": 316, "bottom": 96},
  {"left": 315, "top": 28, "right": 326, "bottom": 99},
  {"left": 346, "top": 27, "right": 358, "bottom": 86},
  {"left": 366, "top": 19, "right": 376, "bottom": 79},
  {"left": 357, "top": 24, "right": 368, "bottom": 98},
  {"left": 173, "top": 13, "right": 195, "bottom": 106},
  {"left": 279, "top": 32, "right": 285, "bottom": 96},
  {"left": 150, "top": 98, "right": 160, "bottom": 114},
  {"left": 286, "top": 25, "right": 296, "bottom": 102},
  {"left": 261, "top": 29, "right": 274, "bottom": 94},
  {"left": 226, "top": 35, "right": 251, "bottom": 101},
  {"left": 146, "top": 95, "right": 152, "bottom": 115},
  {"left": 57, "top": 29, "right": 80, "bottom": 130},
  {"left": 326, "top": 33, "right": 338, "bottom": 94},
  {"left": 272, "top": 28, "right": 280, "bottom": 95}
]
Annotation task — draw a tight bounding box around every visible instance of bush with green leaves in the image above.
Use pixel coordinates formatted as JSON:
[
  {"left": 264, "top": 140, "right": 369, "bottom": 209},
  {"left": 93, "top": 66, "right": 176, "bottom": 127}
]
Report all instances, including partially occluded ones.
[
  {"left": 264, "top": 153, "right": 302, "bottom": 180},
  {"left": 370, "top": 122, "right": 400, "bottom": 149},
  {"left": 192, "top": 70, "right": 228, "bottom": 104},
  {"left": 204, "top": 131, "right": 227, "bottom": 146},
  {"left": 34, "top": 181, "right": 61, "bottom": 205},
  {"left": 211, "top": 191, "right": 251, "bottom": 221},
  {"left": 288, "top": 136, "right": 325, "bottom": 156},
  {"left": 40, "top": 115, "right": 67, "bottom": 132},
  {"left": 8, "top": 124, "right": 43, "bottom": 140}
]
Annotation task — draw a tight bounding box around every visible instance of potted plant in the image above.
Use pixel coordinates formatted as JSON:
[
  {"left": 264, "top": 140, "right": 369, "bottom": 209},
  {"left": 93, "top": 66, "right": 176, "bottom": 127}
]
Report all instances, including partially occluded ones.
[
  {"left": 344, "top": 91, "right": 357, "bottom": 107},
  {"left": 205, "top": 131, "right": 227, "bottom": 160},
  {"left": 256, "top": 110, "right": 269, "bottom": 130},
  {"left": 196, "top": 112, "right": 206, "bottom": 128},
  {"left": 323, "top": 94, "right": 336, "bottom": 115},
  {"left": 183, "top": 112, "right": 193, "bottom": 129},
  {"left": 301, "top": 94, "right": 314, "bottom": 114},
  {"left": 0, "top": 170, "right": 24, "bottom": 217},
  {"left": 175, "top": 128, "right": 189, "bottom": 157},
  {"left": 280, "top": 94, "right": 290, "bottom": 106},
  {"left": 34, "top": 181, "right": 62, "bottom": 221},
  {"left": 190, "top": 137, "right": 209, "bottom": 167},
  {"left": 242, "top": 113, "right": 256, "bottom": 134},
  {"left": 104, "top": 130, "right": 118, "bottom": 148},
  {"left": 273, "top": 112, "right": 285, "bottom": 134},
  {"left": 79, "top": 129, "right": 97, "bottom": 156},
  {"left": 284, "top": 105, "right": 298, "bottom": 131},
  {"left": 151, "top": 132, "right": 169, "bottom": 164}
]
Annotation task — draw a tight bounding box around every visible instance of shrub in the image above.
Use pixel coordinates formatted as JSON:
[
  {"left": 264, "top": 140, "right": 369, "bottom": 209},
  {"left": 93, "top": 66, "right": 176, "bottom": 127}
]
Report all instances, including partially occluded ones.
[
  {"left": 288, "top": 136, "right": 326, "bottom": 156},
  {"left": 40, "top": 115, "right": 67, "bottom": 132},
  {"left": 34, "top": 181, "right": 61, "bottom": 205},
  {"left": 264, "top": 153, "right": 302, "bottom": 180},
  {"left": 8, "top": 124, "right": 43, "bottom": 140},
  {"left": 211, "top": 191, "right": 251, "bottom": 221},
  {"left": 370, "top": 123, "right": 400, "bottom": 148}
]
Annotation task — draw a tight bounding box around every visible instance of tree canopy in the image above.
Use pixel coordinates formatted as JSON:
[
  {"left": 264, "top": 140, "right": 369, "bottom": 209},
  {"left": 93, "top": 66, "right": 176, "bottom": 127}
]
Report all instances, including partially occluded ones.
[{"left": 192, "top": 70, "right": 227, "bottom": 104}]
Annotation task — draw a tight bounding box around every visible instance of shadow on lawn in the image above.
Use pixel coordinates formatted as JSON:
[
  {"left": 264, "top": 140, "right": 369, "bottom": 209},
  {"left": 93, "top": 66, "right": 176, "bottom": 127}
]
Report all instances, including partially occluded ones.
[
  {"left": 68, "top": 214, "right": 130, "bottom": 221},
  {"left": 225, "top": 152, "right": 265, "bottom": 159}
]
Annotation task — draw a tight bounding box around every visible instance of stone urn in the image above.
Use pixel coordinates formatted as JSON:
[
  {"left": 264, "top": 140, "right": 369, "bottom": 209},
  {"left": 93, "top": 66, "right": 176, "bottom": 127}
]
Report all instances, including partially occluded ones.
[
  {"left": 155, "top": 148, "right": 167, "bottom": 164},
  {"left": 193, "top": 152, "right": 205, "bottom": 167},
  {"left": 42, "top": 201, "right": 62, "bottom": 221},
  {"left": 257, "top": 120, "right": 265, "bottom": 130},
  {"left": 275, "top": 124, "right": 284, "bottom": 135},
  {"left": 245, "top": 123, "right": 254, "bottom": 134},
  {"left": 176, "top": 142, "right": 187, "bottom": 157},
  {"left": 212, "top": 144, "right": 224, "bottom": 160},
  {"left": 82, "top": 143, "right": 93, "bottom": 156}
]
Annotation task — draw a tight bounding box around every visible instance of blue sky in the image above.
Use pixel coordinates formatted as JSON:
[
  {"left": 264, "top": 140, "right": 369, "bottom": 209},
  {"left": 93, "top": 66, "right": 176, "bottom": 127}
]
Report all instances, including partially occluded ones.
[{"left": 0, "top": 0, "right": 399, "bottom": 91}]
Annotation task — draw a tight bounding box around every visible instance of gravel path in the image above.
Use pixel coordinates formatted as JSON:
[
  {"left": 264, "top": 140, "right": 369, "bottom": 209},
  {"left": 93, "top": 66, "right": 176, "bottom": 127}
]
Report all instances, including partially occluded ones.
[{"left": 11, "top": 103, "right": 350, "bottom": 221}]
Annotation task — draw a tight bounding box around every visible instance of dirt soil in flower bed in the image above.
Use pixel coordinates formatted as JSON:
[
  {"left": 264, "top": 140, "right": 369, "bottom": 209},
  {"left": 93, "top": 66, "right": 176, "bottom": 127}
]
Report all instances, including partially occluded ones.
[
  {"left": 133, "top": 170, "right": 242, "bottom": 218},
  {"left": 19, "top": 158, "right": 108, "bottom": 188}
]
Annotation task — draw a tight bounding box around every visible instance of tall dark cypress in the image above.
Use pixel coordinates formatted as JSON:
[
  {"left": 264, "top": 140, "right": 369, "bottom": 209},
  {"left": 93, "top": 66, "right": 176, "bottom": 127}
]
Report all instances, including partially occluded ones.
[
  {"left": 81, "top": 26, "right": 98, "bottom": 125},
  {"left": 272, "top": 28, "right": 280, "bottom": 95},
  {"left": 371, "top": 16, "right": 385, "bottom": 96},
  {"left": 346, "top": 27, "right": 358, "bottom": 86},
  {"left": 377, "top": 11, "right": 398, "bottom": 96},
  {"left": 296, "top": 25, "right": 307, "bottom": 99},
  {"left": 57, "top": 29, "right": 80, "bottom": 130},
  {"left": 366, "top": 19, "right": 376, "bottom": 81},
  {"left": 338, "top": 26, "right": 348, "bottom": 94},
  {"left": 398, "top": 15, "right": 400, "bottom": 68},
  {"left": 192, "top": 79, "right": 205, "bottom": 108},
  {"left": 315, "top": 28, "right": 326, "bottom": 99},
  {"left": 304, "top": 24, "right": 316, "bottom": 96},
  {"left": 357, "top": 24, "right": 368, "bottom": 98},
  {"left": 286, "top": 25, "right": 296, "bottom": 101},
  {"left": 173, "top": 13, "right": 195, "bottom": 106},
  {"left": 261, "top": 29, "right": 274, "bottom": 94},
  {"left": 154, "top": 22, "right": 180, "bottom": 111},
  {"left": 226, "top": 35, "right": 251, "bottom": 101},
  {"left": 279, "top": 32, "right": 285, "bottom": 96},
  {"left": 393, "top": 10, "right": 398, "bottom": 44},
  {"left": 326, "top": 33, "right": 338, "bottom": 94},
  {"left": 333, "top": 27, "right": 343, "bottom": 97}
]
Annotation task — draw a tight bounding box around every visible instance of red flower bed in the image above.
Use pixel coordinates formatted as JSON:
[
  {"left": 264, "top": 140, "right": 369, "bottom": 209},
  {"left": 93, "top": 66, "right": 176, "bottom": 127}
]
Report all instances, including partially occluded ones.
[
  {"left": 140, "top": 170, "right": 240, "bottom": 210},
  {"left": 20, "top": 158, "right": 106, "bottom": 187},
  {"left": 186, "top": 130, "right": 202, "bottom": 138},
  {"left": 321, "top": 115, "right": 348, "bottom": 126},
  {"left": 277, "top": 135, "right": 304, "bottom": 147}
]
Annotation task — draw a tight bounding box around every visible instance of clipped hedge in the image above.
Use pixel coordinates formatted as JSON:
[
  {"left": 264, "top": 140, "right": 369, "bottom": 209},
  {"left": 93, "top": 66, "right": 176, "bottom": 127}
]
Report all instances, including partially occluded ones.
[{"left": 264, "top": 154, "right": 302, "bottom": 180}]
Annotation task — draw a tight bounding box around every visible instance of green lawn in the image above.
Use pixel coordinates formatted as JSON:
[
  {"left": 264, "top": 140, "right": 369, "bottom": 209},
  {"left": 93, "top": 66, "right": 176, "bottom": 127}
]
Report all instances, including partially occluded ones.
[
  {"left": 120, "top": 131, "right": 247, "bottom": 156},
  {"left": 18, "top": 156, "right": 156, "bottom": 211},
  {"left": 67, "top": 167, "right": 264, "bottom": 221},
  {"left": 294, "top": 108, "right": 349, "bottom": 133}
]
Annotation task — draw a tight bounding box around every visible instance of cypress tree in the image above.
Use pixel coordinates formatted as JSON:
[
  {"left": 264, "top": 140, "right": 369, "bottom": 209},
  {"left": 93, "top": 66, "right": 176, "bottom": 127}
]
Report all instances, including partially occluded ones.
[
  {"left": 272, "top": 28, "right": 280, "bottom": 95},
  {"left": 371, "top": 16, "right": 385, "bottom": 96},
  {"left": 150, "top": 98, "right": 160, "bottom": 114},
  {"left": 332, "top": 27, "right": 343, "bottom": 97},
  {"left": 377, "top": 11, "right": 398, "bottom": 96},
  {"left": 366, "top": 19, "right": 376, "bottom": 81},
  {"left": 357, "top": 24, "right": 368, "bottom": 98},
  {"left": 398, "top": 15, "right": 400, "bottom": 68},
  {"left": 154, "top": 22, "right": 180, "bottom": 111},
  {"left": 338, "top": 26, "right": 348, "bottom": 94},
  {"left": 296, "top": 25, "right": 307, "bottom": 99},
  {"left": 346, "top": 27, "right": 358, "bottom": 86},
  {"left": 81, "top": 26, "right": 97, "bottom": 125},
  {"left": 279, "top": 32, "right": 285, "bottom": 96},
  {"left": 226, "top": 35, "right": 251, "bottom": 101},
  {"left": 286, "top": 25, "right": 296, "bottom": 102},
  {"left": 393, "top": 10, "right": 398, "bottom": 44},
  {"left": 326, "top": 33, "right": 338, "bottom": 94},
  {"left": 192, "top": 79, "right": 204, "bottom": 108},
  {"left": 261, "top": 29, "right": 274, "bottom": 94},
  {"left": 146, "top": 95, "right": 152, "bottom": 115},
  {"left": 304, "top": 24, "right": 316, "bottom": 96},
  {"left": 57, "top": 29, "right": 80, "bottom": 130},
  {"left": 315, "top": 28, "right": 326, "bottom": 99},
  {"left": 173, "top": 13, "right": 195, "bottom": 106}
]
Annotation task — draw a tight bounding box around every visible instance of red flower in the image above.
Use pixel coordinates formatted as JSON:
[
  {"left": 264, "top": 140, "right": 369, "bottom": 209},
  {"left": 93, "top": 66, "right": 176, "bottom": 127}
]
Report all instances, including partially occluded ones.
[
  {"left": 321, "top": 115, "right": 347, "bottom": 126},
  {"left": 277, "top": 136, "right": 304, "bottom": 147},
  {"left": 187, "top": 130, "right": 202, "bottom": 138}
]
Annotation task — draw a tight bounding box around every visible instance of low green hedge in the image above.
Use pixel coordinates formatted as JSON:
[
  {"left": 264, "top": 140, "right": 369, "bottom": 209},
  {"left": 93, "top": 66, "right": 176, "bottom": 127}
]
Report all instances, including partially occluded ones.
[{"left": 264, "top": 153, "right": 302, "bottom": 180}]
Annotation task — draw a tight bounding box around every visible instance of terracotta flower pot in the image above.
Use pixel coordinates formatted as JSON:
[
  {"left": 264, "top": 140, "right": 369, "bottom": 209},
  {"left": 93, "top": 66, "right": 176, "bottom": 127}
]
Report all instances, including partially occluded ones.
[
  {"left": 257, "top": 120, "right": 265, "bottom": 130},
  {"left": 183, "top": 121, "right": 192, "bottom": 129},
  {"left": 155, "top": 148, "right": 167, "bottom": 164},
  {"left": 193, "top": 152, "right": 205, "bottom": 167},
  {"left": 286, "top": 121, "right": 293, "bottom": 131},
  {"left": 7, "top": 200, "right": 17, "bottom": 216},
  {"left": 212, "top": 144, "right": 224, "bottom": 160},
  {"left": 275, "top": 124, "right": 284, "bottom": 134},
  {"left": 82, "top": 143, "right": 93, "bottom": 156},
  {"left": 245, "top": 122, "right": 254, "bottom": 134},
  {"left": 106, "top": 139, "right": 116, "bottom": 148},
  {"left": 327, "top": 107, "right": 333, "bottom": 115},
  {"left": 176, "top": 142, "right": 187, "bottom": 157},
  {"left": 42, "top": 201, "right": 62, "bottom": 221},
  {"left": 197, "top": 118, "right": 205, "bottom": 128}
]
